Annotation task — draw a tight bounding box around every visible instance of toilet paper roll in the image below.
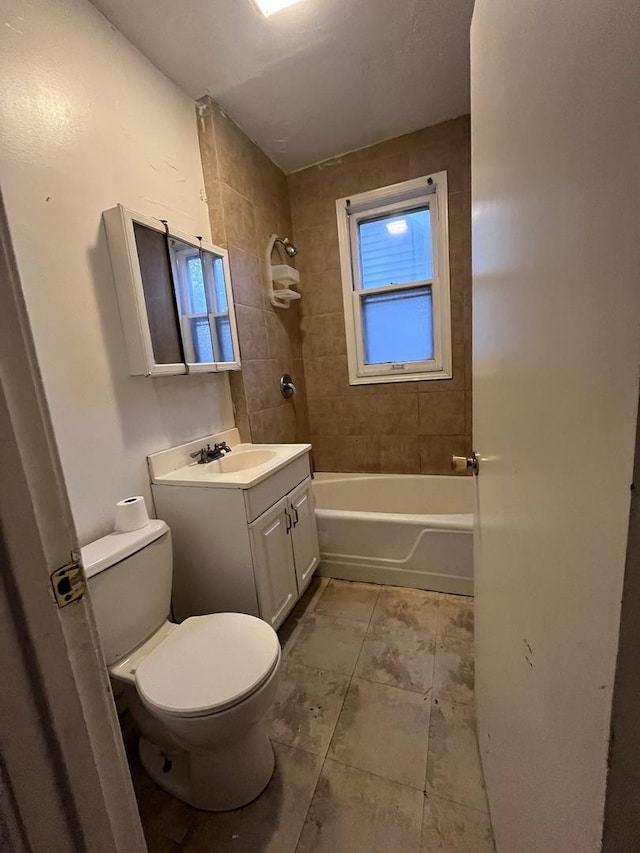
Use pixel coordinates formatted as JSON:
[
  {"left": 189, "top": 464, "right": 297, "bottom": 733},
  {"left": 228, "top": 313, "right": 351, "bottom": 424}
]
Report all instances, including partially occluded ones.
[{"left": 114, "top": 496, "right": 150, "bottom": 533}]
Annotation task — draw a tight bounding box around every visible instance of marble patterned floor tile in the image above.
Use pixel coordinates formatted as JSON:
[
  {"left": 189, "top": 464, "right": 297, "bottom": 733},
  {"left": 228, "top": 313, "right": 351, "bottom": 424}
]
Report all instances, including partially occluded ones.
[
  {"left": 182, "top": 743, "right": 322, "bottom": 853},
  {"left": 432, "top": 636, "right": 474, "bottom": 706},
  {"left": 278, "top": 612, "right": 304, "bottom": 656},
  {"left": 314, "top": 579, "right": 380, "bottom": 623},
  {"left": 370, "top": 586, "right": 440, "bottom": 636},
  {"left": 426, "top": 702, "right": 488, "bottom": 812},
  {"left": 285, "top": 613, "right": 368, "bottom": 675},
  {"left": 143, "top": 830, "right": 181, "bottom": 853},
  {"left": 293, "top": 575, "right": 329, "bottom": 616},
  {"left": 295, "top": 759, "right": 423, "bottom": 853},
  {"left": 328, "top": 677, "right": 430, "bottom": 789},
  {"left": 267, "top": 661, "right": 350, "bottom": 756},
  {"left": 354, "top": 625, "right": 436, "bottom": 693},
  {"left": 421, "top": 795, "right": 495, "bottom": 853},
  {"left": 437, "top": 595, "right": 474, "bottom": 641}
]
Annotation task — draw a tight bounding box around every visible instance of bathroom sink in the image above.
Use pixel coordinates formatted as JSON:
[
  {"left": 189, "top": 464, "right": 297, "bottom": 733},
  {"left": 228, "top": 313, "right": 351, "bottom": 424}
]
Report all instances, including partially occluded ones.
[
  {"left": 205, "top": 449, "right": 277, "bottom": 473},
  {"left": 148, "top": 434, "right": 312, "bottom": 490}
]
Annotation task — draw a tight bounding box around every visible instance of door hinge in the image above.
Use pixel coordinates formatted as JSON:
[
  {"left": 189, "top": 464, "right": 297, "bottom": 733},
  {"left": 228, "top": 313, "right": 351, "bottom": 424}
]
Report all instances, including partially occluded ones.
[{"left": 51, "top": 561, "right": 86, "bottom": 608}]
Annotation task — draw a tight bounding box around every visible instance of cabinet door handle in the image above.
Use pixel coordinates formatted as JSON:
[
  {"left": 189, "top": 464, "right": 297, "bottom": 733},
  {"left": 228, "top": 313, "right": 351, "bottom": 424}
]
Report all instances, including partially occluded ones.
[
  {"left": 285, "top": 508, "right": 292, "bottom": 533},
  {"left": 292, "top": 506, "right": 299, "bottom": 527}
]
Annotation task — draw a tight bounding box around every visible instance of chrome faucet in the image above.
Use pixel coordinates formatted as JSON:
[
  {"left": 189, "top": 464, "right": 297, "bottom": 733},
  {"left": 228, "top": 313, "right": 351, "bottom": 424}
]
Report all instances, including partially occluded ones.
[{"left": 189, "top": 442, "right": 233, "bottom": 464}]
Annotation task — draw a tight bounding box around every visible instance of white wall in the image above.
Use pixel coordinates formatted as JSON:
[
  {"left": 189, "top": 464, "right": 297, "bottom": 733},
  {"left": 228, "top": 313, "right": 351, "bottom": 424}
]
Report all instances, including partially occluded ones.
[
  {"left": 0, "top": 0, "right": 234, "bottom": 543},
  {"left": 471, "top": 1, "right": 640, "bottom": 851}
]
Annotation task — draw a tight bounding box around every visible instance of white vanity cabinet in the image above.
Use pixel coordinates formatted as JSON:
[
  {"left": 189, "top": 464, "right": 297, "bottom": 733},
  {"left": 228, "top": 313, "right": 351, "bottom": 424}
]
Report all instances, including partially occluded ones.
[
  {"left": 150, "top": 443, "right": 320, "bottom": 630},
  {"left": 249, "top": 478, "right": 320, "bottom": 629}
]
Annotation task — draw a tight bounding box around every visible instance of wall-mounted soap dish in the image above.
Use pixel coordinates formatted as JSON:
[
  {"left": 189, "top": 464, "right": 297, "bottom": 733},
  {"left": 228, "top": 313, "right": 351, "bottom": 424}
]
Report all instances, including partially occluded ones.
[{"left": 267, "top": 234, "right": 301, "bottom": 309}]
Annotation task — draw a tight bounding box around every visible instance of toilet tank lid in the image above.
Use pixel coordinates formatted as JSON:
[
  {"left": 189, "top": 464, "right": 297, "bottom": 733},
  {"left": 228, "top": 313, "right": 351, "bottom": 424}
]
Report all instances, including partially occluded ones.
[{"left": 81, "top": 520, "right": 169, "bottom": 580}]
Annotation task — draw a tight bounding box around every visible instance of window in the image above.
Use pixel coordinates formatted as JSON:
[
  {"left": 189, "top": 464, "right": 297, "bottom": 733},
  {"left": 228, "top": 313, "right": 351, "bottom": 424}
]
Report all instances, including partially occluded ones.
[
  {"left": 169, "top": 238, "right": 237, "bottom": 367},
  {"left": 336, "top": 172, "right": 452, "bottom": 384}
]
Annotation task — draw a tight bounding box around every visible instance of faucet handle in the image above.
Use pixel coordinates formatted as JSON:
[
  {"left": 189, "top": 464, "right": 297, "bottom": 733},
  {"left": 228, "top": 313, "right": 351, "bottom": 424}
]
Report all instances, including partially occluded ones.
[{"left": 189, "top": 446, "right": 208, "bottom": 464}]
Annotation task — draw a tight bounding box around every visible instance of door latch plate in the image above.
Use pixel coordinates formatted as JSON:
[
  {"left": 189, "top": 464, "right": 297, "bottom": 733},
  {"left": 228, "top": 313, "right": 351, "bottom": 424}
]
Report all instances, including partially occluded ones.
[{"left": 51, "top": 562, "right": 85, "bottom": 607}]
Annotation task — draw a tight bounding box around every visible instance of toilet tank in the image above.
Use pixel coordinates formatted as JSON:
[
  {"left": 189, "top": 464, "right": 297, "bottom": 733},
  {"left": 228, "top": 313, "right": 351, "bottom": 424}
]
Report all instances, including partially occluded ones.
[{"left": 81, "top": 520, "right": 173, "bottom": 667}]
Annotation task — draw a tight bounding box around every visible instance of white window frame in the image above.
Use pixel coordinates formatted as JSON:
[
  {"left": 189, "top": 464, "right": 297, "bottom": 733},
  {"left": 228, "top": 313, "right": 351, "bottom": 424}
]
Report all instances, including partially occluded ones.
[
  {"left": 336, "top": 171, "right": 452, "bottom": 385},
  {"left": 168, "top": 231, "right": 241, "bottom": 373}
]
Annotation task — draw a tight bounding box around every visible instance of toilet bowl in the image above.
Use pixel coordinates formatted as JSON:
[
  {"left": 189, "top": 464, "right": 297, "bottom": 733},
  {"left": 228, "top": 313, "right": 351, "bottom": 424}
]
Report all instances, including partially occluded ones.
[{"left": 81, "top": 520, "right": 281, "bottom": 811}]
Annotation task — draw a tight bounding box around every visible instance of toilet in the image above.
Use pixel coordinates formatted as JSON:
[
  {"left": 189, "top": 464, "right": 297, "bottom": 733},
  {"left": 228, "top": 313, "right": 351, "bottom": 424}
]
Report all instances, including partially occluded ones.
[{"left": 81, "top": 518, "right": 281, "bottom": 812}]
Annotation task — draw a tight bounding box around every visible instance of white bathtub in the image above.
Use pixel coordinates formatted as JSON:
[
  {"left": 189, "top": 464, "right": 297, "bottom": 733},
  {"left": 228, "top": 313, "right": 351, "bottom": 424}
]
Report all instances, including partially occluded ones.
[{"left": 313, "top": 473, "right": 475, "bottom": 596}]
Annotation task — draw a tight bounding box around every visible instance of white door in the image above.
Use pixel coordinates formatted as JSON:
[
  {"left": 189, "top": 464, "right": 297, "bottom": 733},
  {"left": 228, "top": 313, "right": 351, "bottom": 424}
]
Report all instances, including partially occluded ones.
[
  {"left": 0, "top": 191, "right": 146, "bottom": 852},
  {"left": 249, "top": 496, "right": 298, "bottom": 630},
  {"left": 289, "top": 478, "right": 321, "bottom": 593},
  {"left": 471, "top": 2, "right": 640, "bottom": 852}
]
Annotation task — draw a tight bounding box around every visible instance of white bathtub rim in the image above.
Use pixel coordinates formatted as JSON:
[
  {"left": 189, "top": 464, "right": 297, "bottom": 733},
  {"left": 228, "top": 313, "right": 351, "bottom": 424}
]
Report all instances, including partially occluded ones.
[
  {"left": 315, "top": 507, "right": 473, "bottom": 531},
  {"left": 313, "top": 472, "right": 469, "bottom": 483}
]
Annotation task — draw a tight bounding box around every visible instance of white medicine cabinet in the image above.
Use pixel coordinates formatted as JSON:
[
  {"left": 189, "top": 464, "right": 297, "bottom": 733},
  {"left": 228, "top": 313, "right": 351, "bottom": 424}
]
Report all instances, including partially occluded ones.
[{"left": 103, "top": 205, "right": 241, "bottom": 376}]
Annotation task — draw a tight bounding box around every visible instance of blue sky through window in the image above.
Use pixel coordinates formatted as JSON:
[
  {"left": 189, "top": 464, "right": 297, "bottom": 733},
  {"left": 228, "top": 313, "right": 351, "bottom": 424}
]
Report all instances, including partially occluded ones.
[
  {"left": 358, "top": 207, "right": 432, "bottom": 289},
  {"left": 362, "top": 286, "right": 433, "bottom": 364}
]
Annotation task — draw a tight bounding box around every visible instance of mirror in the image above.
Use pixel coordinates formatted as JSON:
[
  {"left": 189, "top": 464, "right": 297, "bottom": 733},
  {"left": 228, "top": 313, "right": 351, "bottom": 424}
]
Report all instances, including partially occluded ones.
[
  {"left": 168, "top": 235, "right": 240, "bottom": 371},
  {"left": 133, "top": 222, "right": 184, "bottom": 369}
]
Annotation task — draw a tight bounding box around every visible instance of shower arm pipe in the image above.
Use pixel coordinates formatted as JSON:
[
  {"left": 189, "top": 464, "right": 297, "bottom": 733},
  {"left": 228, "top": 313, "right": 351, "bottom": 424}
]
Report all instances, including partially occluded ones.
[{"left": 266, "top": 233, "right": 301, "bottom": 309}]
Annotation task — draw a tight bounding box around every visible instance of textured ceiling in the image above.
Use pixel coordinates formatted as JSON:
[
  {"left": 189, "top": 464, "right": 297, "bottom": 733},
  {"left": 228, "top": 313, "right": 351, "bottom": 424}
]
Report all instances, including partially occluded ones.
[{"left": 90, "top": 0, "right": 474, "bottom": 173}]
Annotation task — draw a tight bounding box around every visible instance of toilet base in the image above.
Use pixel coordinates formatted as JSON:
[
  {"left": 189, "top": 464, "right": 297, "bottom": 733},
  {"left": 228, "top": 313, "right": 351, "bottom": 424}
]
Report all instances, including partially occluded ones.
[{"left": 138, "top": 725, "right": 275, "bottom": 812}]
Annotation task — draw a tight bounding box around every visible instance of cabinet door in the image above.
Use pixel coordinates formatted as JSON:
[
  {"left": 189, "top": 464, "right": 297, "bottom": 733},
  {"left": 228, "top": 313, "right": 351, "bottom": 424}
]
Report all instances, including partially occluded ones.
[
  {"left": 249, "top": 496, "right": 298, "bottom": 630},
  {"left": 103, "top": 206, "right": 186, "bottom": 376},
  {"left": 289, "top": 478, "right": 320, "bottom": 593}
]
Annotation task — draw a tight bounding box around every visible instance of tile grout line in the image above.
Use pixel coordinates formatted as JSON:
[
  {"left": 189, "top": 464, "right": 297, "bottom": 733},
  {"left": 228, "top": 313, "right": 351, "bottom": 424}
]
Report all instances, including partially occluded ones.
[
  {"left": 424, "top": 789, "right": 491, "bottom": 817},
  {"left": 281, "top": 577, "right": 331, "bottom": 853},
  {"left": 426, "top": 592, "right": 453, "bottom": 797},
  {"left": 320, "top": 752, "right": 430, "bottom": 796},
  {"left": 321, "top": 581, "right": 381, "bottom": 761},
  {"left": 293, "top": 580, "right": 382, "bottom": 853}
]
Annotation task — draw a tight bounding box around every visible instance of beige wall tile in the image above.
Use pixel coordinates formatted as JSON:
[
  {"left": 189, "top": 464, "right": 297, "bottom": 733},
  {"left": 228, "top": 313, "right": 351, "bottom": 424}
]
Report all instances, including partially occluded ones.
[
  {"left": 310, "top": 434, "right": 381, "bottom": 473},
  {"left": 294, "top": 225, "right": 341, "bottom": 276},
  {"left": 221, "top": 183, "right": 257, "bottom": 255},
  {"left": 304, "top": 355, "right": 416, "bottom": 398},
  {"left": 418, "top": 391, "right": 466, "bottom": 435},
  {"left": 301, "top": 313, "right": 347, "bottom": 358},
  {"left": 300, "top": 269, "right": 344, "bottom": 318},
  {"left": 356, "top": 153, "right": 417, "bottom": 194},
  {"left": 229, "top": 369, "right": 247, "bottom": 410},
  {"left": 266, "top": 308, "right": 302, "bottom": 360},
  {"left": 234, "top": 413, "right": 251, "bottom": 443},
  {"left": 195, "top": 97, "right": 219, "bottom": 184},
  {"left": 420, "top": 435, "right": 473, "bottom": 475},
  {"left": 304, "top": 355, "right": 351, "bottom": 397},
  {"left": 250, "top": 404, "right": 297, "bottom": 444},
  {"left": 212, "top": 103, "right": 259, "bottom": 203},
  {"left": 241, "top": 359, "right": 283, "bottom": 413},
  {"left": 197, "top": 97, "right": 311, "bottom": 445},
  {"left": 379, "top": 436, "right": 422, "bottom": 474},
  {"left": 309, "top": 394, "right": 419, "bottom": 437},
  {"left": 235, "top": 304, "right": 269, "bottom": 360},
  {"left": 228, "top": 246, "right": 263, "bottom": 309},
  {"left": 205, "top": 181, "right": 226, "bottom": 246}
]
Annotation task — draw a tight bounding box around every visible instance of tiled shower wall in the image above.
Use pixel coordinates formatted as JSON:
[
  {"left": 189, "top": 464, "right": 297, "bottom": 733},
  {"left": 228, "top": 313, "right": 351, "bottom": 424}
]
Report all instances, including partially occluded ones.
[
  {"left": 287, "top": 116, "right": 472, "bottom": 474},
  {"left": 196, "top": 96, "right": 309, "bottom": 444}
]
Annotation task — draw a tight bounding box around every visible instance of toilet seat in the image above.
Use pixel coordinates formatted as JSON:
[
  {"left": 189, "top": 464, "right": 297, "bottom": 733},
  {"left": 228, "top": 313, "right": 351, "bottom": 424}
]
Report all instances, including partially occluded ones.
[{"left": 135, "top": 613, "right": 280, "bottom": 718}]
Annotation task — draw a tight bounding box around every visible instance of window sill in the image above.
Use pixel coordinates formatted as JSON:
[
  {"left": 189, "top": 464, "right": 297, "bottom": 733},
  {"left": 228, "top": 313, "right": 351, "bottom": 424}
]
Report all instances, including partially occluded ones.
[{"left": 348, "top": 368, "right": 453, "bottom": 386}]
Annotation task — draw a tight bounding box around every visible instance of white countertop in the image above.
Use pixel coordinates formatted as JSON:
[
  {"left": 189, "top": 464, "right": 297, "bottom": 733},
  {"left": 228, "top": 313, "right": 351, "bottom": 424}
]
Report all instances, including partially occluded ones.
[{"left": 149, "top": 435, "right": 312, "bottom": 490}]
